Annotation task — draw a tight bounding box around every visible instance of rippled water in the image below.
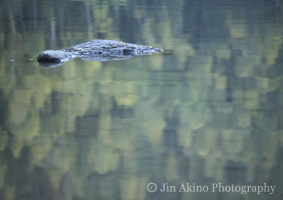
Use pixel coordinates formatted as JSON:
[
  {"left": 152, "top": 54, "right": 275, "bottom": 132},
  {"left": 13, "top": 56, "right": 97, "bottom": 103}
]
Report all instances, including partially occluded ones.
[{"left": 0, "top": 0, "right": 283, "bottom": 200}]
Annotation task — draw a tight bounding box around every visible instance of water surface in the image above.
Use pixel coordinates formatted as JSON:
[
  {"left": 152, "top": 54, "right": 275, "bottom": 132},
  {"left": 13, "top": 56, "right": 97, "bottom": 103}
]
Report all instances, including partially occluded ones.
[{"left": 0, "top": 0, "right": 283, "bottom": 200}]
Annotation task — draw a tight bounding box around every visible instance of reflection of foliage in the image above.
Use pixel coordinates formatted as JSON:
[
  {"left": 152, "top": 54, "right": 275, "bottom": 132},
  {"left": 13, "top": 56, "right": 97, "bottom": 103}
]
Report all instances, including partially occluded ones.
[
  {"left": 0, "top": 157, "right": 7, "bottom": 190},
  {"left": 0, "top": 0, "right": 283, "bottom": 199}
]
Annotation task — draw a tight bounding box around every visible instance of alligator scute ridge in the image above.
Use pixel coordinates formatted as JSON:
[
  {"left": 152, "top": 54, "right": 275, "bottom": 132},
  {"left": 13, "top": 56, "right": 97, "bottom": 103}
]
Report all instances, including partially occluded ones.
[{"left": 37, "top": 39, "right": 163, "bottom": 68}]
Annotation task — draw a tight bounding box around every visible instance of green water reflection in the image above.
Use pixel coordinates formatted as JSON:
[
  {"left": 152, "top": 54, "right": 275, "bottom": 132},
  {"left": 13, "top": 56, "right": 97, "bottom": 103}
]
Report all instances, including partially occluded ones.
[{"left": 0, "top": 0, "right": 283, "bottom": 200}]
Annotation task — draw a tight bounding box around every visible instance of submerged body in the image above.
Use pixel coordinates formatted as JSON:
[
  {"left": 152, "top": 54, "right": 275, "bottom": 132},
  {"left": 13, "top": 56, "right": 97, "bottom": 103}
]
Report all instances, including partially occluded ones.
[{"left": 37, "top": 39, "right": 162, "bottom": 67}]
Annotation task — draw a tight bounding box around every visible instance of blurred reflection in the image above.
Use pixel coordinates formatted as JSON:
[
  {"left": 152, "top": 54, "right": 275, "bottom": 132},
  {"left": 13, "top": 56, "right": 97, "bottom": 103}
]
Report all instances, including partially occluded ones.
[{"left": 0, "top": 0, "right": 283, "bottom": 200}]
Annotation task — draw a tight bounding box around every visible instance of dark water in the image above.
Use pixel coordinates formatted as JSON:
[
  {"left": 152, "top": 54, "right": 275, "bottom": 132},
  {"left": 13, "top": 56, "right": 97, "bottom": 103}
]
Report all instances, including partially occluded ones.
[{"left": 0, "top": 0, "right": 283, "bottom": 199}]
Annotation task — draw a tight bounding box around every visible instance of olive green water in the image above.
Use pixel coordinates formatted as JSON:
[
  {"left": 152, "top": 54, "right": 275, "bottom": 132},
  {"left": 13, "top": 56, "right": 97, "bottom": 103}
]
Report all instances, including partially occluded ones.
[{"left": 0, "top": 0, "right": 283, "bottom": 199}]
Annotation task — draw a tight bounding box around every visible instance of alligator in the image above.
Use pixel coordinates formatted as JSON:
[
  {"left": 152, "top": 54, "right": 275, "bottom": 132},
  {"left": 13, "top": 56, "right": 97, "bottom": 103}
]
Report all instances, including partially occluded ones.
[{"left": 37, "top": 39, "right": 163, "bottom": 68}]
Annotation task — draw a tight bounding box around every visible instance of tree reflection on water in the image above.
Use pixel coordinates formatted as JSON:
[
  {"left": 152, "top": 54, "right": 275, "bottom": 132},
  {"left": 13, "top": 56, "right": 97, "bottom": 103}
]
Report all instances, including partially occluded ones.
[{"left": 0, "top": 0, "right": 283, "bottom": 200}]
